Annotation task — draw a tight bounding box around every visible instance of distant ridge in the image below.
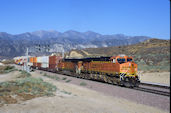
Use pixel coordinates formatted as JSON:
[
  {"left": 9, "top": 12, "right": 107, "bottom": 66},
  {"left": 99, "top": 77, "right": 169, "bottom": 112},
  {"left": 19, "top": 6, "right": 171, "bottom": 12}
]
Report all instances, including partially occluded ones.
[{"left": 0, "top": 30, "right": 151, "bottom": 59}]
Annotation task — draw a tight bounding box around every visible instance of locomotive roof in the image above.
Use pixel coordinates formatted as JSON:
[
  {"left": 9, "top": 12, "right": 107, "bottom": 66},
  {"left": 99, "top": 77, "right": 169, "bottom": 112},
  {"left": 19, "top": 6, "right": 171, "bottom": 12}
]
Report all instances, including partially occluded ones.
[{"left": 64, "top": 56, "right": 112, "bottom": 62}]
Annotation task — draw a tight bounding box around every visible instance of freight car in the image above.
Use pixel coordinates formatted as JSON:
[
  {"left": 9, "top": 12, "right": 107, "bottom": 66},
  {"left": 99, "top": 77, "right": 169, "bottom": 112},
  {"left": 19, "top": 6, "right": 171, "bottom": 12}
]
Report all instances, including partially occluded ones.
[
  {"left": 14, "top": 54, "right": 140, "bottom": 87},
  {"left": 57, "top": 55, "right": 140, "bottom": 87}
]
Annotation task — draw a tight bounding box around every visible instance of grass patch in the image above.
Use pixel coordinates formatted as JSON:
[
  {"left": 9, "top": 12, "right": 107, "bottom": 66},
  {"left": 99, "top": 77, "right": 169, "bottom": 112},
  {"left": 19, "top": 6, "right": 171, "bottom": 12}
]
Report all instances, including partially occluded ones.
[
  {"left": 65, "top": 80, "right": 71, "bottom": 83},
  {"left": 1, "top": 60, "right": 15, "bottom": 64},
  {"left": 80, "top": 82, "right": 87, "bottom": 86},
  {"left": 43, "top": 73, "right": 60, "bottom": 81},
  {"left": 18, "top": 70, "right": 31, "bottom": 78},
  {"left": 43, "top": 73, "right": 47, "bottom": 76},
  {"left": 0, "top": 65, "right": 16, "bottom": 74},
  {"left": 61, "top": 90, "right": 72, "bottom": 95},
  {"left": 0, "top": 77, "right": 57, "bottom": 106},
  {"left": 62, "top": 77, "right": 67, "bottom": 80}
]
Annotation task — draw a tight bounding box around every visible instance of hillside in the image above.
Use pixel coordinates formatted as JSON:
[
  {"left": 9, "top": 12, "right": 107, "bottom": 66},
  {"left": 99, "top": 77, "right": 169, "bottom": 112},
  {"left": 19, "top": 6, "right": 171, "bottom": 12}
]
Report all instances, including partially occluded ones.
[
  {"left": 0, "top": 30, "right": 150, "bottom": 59},
  {"left": 68, "top": 39, "right": 170, "bottom": 72}
]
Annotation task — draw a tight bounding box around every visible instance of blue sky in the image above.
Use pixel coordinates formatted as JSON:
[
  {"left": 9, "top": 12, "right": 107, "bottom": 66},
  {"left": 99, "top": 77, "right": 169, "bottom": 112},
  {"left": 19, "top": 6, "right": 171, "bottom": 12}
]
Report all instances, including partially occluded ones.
[{"left": 0, "top": 0, "right": 170, "bottom": 39}]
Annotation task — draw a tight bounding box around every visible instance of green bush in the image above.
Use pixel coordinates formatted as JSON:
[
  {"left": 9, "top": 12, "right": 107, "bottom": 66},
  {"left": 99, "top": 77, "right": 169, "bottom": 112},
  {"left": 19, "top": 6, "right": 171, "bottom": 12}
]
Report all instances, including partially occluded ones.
[
  {"left": 0, "top": 65, "right": 16, "bottom": 74},
  {"left": 62, "top": 77, "right": 67, "bottom": 80},
  {"left": 0, "top": 77, "right": 57, "bottom": 96},
  {"left": 43, "top": 74, "right": 60, "bottom": 81},
  {"left": 61, "top": 90, "right": 71, "bottom": 95},
  {"left": 4, "top": 66, "right": 15, "bottom": 70},
  {"left": 18, "top": 70, "right": 31, "bottom": 78},
  {"left": 65, "top": 80, "right": 71, "bottom": 83},
  {"left": 80, "top": 82, "right": 87, "bottom": 86}
]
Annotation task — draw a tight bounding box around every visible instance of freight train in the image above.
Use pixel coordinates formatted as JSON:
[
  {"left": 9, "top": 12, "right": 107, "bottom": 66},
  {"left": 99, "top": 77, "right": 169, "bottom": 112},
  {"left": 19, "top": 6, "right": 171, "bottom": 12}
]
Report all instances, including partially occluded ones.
[{"left": 14, "top": 54, "right": 140, "bottom": 87}]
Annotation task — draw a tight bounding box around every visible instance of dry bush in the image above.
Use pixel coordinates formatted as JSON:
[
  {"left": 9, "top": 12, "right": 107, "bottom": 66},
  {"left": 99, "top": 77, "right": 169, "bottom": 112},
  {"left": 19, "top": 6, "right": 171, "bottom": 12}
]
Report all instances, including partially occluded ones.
[
  {"left": 1, "top": 59, "right": 15, "bottom": 64},
  {"left": 0, "top": 77, "right": 57, "bottom": 106}
]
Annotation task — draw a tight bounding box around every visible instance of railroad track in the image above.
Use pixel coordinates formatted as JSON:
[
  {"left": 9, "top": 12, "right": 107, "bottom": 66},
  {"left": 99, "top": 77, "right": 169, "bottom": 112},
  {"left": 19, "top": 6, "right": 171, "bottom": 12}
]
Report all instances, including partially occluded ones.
[
  {"left": 140, "top": 82, "right": 170, "bottom": 89},
  {"left": 135, "top": 82, "right": 170, "bottom": 97},
  {"left": 133, "top": 86, "right": 170, "bottom": 97}
]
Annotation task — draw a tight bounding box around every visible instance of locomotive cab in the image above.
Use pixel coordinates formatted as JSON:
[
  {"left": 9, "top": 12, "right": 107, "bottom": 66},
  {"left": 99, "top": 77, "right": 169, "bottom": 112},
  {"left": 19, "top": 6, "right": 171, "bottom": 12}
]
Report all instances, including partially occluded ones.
[{"left": 111, "top": 55, "right": 140, "bottom": 87}]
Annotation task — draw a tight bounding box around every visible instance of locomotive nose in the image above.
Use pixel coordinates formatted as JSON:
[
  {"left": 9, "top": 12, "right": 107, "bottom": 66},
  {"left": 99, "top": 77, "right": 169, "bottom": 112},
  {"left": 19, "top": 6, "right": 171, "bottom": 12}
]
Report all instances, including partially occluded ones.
[{"left": 129, "top": 63, "right": 137, "bottom": 75}]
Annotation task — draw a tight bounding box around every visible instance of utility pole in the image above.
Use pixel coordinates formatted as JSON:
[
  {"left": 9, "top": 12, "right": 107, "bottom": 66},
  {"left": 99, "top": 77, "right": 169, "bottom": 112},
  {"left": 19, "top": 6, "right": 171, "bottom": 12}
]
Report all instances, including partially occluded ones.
[
  {"left": 62, "top": 47, "right": 64, "bottom": 58},
  {"left": 23, "top": 48, "right": 30, "bottom": 72},
  {"left": 58, "top": 45, "right": 65, "bottom": 58}
]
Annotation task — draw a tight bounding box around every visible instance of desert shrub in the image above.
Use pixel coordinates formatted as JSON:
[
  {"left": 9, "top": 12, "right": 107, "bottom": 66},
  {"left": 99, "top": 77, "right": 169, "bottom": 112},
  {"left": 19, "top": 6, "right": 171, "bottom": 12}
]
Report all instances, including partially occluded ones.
[
  {"left": 65, "top": 80, "right": 71, "bottom": 83},
  {"left": 43, "top": 74, "right": 60, "bottom": 80},
  {"left": 18, "top": 70, "right": 31, "bottom": 78},
  {"left": 0, "top": 77, "right": 57, "bottom": 96},
  {"left": 80, "top": 82, "right": 87, "bottom": 86},
  {"left": 43, "top": 73, "right": 47, "bottom": 76},
  {"left": 0, "top": 65, "right": 16, "bottom": 74},
  {"left": 0, "top": 77, "right": 57, "bottom": 106},
  {"left": 62, "top": 77, "right": 67, "bottom": 80},
  {"left": 1, "top": 60, "right": 15, "bottom": 64},
  {"left": 61, "top": 90, "right": 71, "bottom": 95},
  {"left": 4, "top": 66, "right": 15, "bottom": 70}
]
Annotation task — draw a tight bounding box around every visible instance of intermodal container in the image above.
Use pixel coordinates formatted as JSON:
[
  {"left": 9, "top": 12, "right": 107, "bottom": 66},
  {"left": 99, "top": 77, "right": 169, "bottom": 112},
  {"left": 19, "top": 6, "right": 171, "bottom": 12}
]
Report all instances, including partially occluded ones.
[
  {"left": 41, "top": 63, "right": 49, "bottom": 68},
  {"left": 49, "top": 56, "right": 62, "bottom": 64},
  {"left": 30, "top": 57, "right": 34, "bottom": 63},
  {"left": 37, "top": 57, "right": 42, "bottom": 63},
  {"left": 33, "top": 57, "right": 37, "bottom": 63},
  {"left": 37, "top": 63, "right": 42, "bottom": 68},
  {"left": 49, "top": 56, "right": 62, "bottom": 69},
  {"left": 37, "top": 56, "right": 48, "bottom": 63},
  {"left": 49, "top": 64, "right": 56, "bottom": 69}
]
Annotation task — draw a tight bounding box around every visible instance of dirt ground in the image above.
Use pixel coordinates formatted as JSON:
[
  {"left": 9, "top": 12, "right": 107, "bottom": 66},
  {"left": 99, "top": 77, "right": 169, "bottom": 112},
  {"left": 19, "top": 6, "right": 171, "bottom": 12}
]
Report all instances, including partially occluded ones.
[
  {"left": 139, "top": 71, "right": 170, "bottom": 85},
  {"left": 0, "top": 70, "right": 169, "bottom": 113},
  {"left": 0, "top": 70, "right": 19, "bottom": 82},
  {"left": 0, "top": 63, "right": 4, "bottom": 66}
]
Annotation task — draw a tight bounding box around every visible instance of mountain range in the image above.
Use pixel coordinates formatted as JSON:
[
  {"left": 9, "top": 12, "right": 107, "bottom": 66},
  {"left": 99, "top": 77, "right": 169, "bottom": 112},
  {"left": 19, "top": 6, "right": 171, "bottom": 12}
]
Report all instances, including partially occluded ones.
[{"left": 0, "top": 30, "right": 151, "bottom": 59}]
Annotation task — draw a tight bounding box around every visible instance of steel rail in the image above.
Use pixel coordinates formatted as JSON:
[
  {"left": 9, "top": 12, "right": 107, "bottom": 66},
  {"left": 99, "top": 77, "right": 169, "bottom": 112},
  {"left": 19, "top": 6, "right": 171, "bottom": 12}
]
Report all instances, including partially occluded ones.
[
  {"left": 133, "top": 87, "right": 170, "bottom": 97},
  {"left": 140, "top": 82, "right": 170, "bottom": 89}
]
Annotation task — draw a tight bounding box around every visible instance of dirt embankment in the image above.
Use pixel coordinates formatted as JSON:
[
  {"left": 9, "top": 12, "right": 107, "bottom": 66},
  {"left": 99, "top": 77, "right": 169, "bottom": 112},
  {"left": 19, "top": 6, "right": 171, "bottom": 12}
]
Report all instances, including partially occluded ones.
[{"left": 139, "top": 71, "right": 170, "bottom": 85}]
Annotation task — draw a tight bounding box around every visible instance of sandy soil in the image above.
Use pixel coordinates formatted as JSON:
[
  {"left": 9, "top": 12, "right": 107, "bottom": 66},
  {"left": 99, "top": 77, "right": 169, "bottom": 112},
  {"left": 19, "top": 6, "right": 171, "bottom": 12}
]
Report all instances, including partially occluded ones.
[
  {"left": 0, "top": 63, "right": 4, "bottom": 66},
  {"left": 139, "top": 71, "right": 170, "bottom": 85},
  {"left": 69, "top": 50, "right": 84, "bottom": 58},
  {"left": 0, "top": 70, "right": 168, "bottom": 113},
  {"left": 0, "top": 70, "right": 19, "bottom": 83}
]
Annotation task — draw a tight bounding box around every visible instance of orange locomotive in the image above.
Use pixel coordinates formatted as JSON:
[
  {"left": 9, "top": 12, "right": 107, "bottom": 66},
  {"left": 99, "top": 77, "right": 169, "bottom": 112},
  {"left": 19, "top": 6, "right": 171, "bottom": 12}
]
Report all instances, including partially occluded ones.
[{"left": 58, "top": 54, "right": 140, "bottom": 87}]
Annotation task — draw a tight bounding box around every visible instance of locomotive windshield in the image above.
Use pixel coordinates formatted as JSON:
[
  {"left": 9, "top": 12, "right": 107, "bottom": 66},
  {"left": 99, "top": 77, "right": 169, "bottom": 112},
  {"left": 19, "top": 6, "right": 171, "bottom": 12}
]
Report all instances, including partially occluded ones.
[
  {"left": 127, "top": 58, "right": 132, "bottom": 62},
  {"left": 117, "top": 58, "right": 125, "bottom": 64}
]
